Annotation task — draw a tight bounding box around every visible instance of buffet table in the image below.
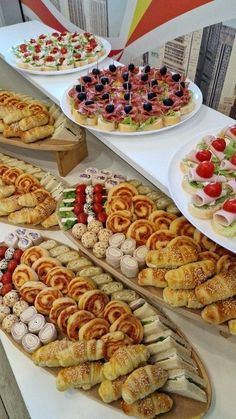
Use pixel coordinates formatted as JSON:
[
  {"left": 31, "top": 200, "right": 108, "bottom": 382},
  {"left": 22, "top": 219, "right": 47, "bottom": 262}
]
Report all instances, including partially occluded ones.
[{"left": 0, "top": 20, "right": 236, "bottom": 419}]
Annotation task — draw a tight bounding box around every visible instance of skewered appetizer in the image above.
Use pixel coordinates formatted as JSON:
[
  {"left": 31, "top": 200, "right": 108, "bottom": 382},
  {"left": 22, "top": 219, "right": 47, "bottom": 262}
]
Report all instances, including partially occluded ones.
[{"left": 68, "top": 64, "right": 195, "bottom": 132}]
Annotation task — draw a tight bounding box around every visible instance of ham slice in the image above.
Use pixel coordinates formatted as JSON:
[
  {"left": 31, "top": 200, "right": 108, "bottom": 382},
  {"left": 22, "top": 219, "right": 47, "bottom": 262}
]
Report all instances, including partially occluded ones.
[
  {"left": 185, "top": 150, "right": 200, "bottom": 163},
  {"left": 202, "top": 135, "right": 225, "bottom": 160},
  {"left": 226, "top": 179, "right": 236, "bottom": 193},
  {"left": 192, "top": 190, "right": 225, "bottom": 207},
  {"left": 188, "top": 168, "right": 226, "bottom": 183},
  {"left": 213, "top": 209, "right": 236, "bottom": 226},
  {"left": 202, "top": 135, "right": 216, "bottom": 146},
  {"left": 209, "top": 146, "right": 225, "bottom": 161},
  {"left": 220, "top": 160, "right": 236, "bottom": 171}
]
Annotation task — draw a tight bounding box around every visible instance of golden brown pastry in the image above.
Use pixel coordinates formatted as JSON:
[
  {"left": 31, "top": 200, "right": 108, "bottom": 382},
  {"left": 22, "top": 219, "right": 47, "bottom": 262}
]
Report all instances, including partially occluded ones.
[
  {"left": 146, "top": 229, "right": 177, "bottom": 250},
  {"left": 19, "top": 112, "right": 49, "bottom": 131},
  {"left": 12, "top": 264, "right": 38, "bottom": 290},
  {"left": 169, "top": 215, "right": 196, "bottom": 238},
  {"left": 78, "top": 290, "right": 109, "bottom": 317},
  {"left": 21, "top": 246, "right": 49, "bottom": 267},
  {"left": 20, "top": 281, "right": 46, "bottom": 304},
  {"left": 109, "top": 314, "right": 143, "bottom": 344},
  {"left": 45, "top": 266, "right": 75, "bottom": 294},
  {"left": 163, "top": 287, "right": 203, "bottom": 309},
  {"left": 20, "top": 125, "right": 54, "bottom": 143},
  {"left": 41, "top": 212, "right": 58, "bottom": 228},
  {"left": 34, "top": 287, "right": 62, "bottom": 315},
  {"left": 216, "top": 255, "right": 236, "bottom": 274},
  {"left": 2, "top": 167, "right": 23, "bottom": 185},
  {"left": 79, "top": 318, "right": 110, "bottom": 340},
  {"left": 15, "top": 173, "right": 40, "bottom": 194},
  {"left": 132, "top": 195, "right": 155, "bottom": 219},
  {"left": 67, "top": 276, "right": 97, "bottom": 301},
  {"left": 121, "top": 391, "right": 173, "bottom": 418},
  {"left": 56, "top": 339, "right": 105, "bottom": 367},
  {"left": 199, "top": 251, "right": 220, "bottom": 263},
  {"left": 17, "top": 188, "right": 50, "bottom": 207},
  {"left": 101, "top": 331, "right": 133, "bottom": 359},
  {"left": 165, "top": 260, "right": 216, "bottom": 289},
  {"left": 103, "top": 344, "right": 150, "bottom": 380},
  {"left": 228, "top": 319, "right": 236, "bottom": 334},
  {"left": 122, "top": 365, "right": 168, "bottom": 404},
  {"left": 67, "top": 310, "right": 95, "bottom": 341},
  {"left": 148, "top": 210, "right": 177, "bottom": 229},
  {"left": 3, "top": 107, "right": 32, "bottom": 124},
  {"left": 103, "top": 301, "right": 131, "bottom": 324},
  {"left": 98, "top": 375, "right": 128, "bottom": 403},
  {"left": 56, "top": 361, "right": 104, "bottom": 391},
  {"left": 0, "top": 184, "right": 15, "bottom": 199},
  {"left": 193, "top": 230, "right": 217, "bottom": 251},
  {"left": 201, "top": 297, "right": 236, "bottom": 324},
  {"left": 0, "top": 195, "right": 22, "bottom": 213},
  {"left": 0, "top": 164, "right": 10, "bottom": 176},
  {"left": 8, "top": 208, "right": 32, "bottom": 224},
  {"left": 138, "top": 267, "right": 168, "bottom": 288},
  {"left": 107, "top": 183, "right": 138, "bottom": 201},
  {"left": 106, "top": 210, "right": 132, "bottom": 233},
  {"left": 26, "top": 196, "right": 57, "bottom": 225},
  {"left": 57, "top": 305, "right": 78, "bottom": 335},
  {"left": 195, "top": 271, "right": 236, "bottom": 306},
  {"left": 49, "top": 297, "right": 76, "bottom": 324},
  {"left": 32, "top": 339, "right": 72, "bottom": 367},
  {"left": 127, "top": 220, "right": 156, "bottom": 246},
  {"left": 32, "top": 257, "right": 61, "bottom": 282},
  {"left": 107, "top": 195, "right": 133, "bottom": 214}
]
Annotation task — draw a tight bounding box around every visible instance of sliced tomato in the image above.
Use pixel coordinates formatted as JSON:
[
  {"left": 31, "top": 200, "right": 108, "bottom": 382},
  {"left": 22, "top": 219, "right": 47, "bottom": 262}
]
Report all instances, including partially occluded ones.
[
  {"left": 230, "top": 154, "right": 236, "bottom": 166},
  {"left": 223, "top": 199, "right": 236, "bottom": 213},
  {"left": 203, "top": 182, "right": 222, "bottom": 198},
  {"left": 196, "top": 161, "right": 215, "bottom": 179},
  {"left": 212, "top": 138, "right": 226, "bottom": 152},
  {"left": 196, "top": 149, "right": 212, "bottom": 162}
]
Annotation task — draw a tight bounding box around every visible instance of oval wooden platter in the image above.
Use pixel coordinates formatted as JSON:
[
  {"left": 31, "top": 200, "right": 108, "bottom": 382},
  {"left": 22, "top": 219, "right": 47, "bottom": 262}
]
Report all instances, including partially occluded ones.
[
  {"left": 0, "top": 235, "right": 212, "bottom": 419},
  {"left": 59, "top": 218, "right": 231, "bottom": 337}
]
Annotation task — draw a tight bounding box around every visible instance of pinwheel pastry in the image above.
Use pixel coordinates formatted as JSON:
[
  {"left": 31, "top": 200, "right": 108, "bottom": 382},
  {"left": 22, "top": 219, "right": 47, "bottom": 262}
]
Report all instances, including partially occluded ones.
[
  {"left": 67, "top": 310, "right": 95, "bottom": 341},
  {"left": 132, "top": 195, "right": 155, "bottom": 219},
  {"left": 49, "top": 297, "right": 76, "bottom": 324},
  {"left": 78, "top": 290, "right": 109, "bottom": 317},
  {"left": 34, "top": 287, "right": 62, "bottom": 316},
  {"left": 20, "top": 246, "right": 49, "bottom": 266},
  {"left": 20, "top": 281, "right": 46, "bottom": 304},
  {"left": 106, "top": 210, "right": 132, "bottom": 233},
  {"left": 57, "top": 305, "right": 78, "bottom": 335},
  {"left": 103, "top": 300, "right": 132, "bottom": 324},
  {"left": 45, "top": 266, "right": 75, "bottom": 294},
  {"left": 107, "top": 183, "right": 138, "bottom": 201},
  {"left": 169, "top": 215, "right": 196, "bottom": 237},
  {"left": 146, "top": 229, "right": 177, "bottom": 250},
  {"left": 110, "top": 313, "right": 143, "bottom": 344},
  {"left": 148, "top": 210, "right": 177, "bottom": 230},
  {"left": 101, "top": 331, "right": 133, "bottom": 359},
  {"left": 106, "top": 195, "right": 134, "bottom": 214},
  {"left": 67, "top": 276, "right": 97, "bottom": 301},
  {"left": 32, "top": 257, "right": 61, "bottom": 282},
  {"left": 12, "top": 264, "right": 39, "bottom": 290},
  {"left": 127, "top": 219, "right": 156, "bottom": 246},
  {"left": 15, "top": 173, "right": 41, "bottom": 194},
  {"left": 2, "top": 167, "right": 23, "bottom": 185},
  {"left": 79, "top": 318, "right": 110, "bottom": 340}
]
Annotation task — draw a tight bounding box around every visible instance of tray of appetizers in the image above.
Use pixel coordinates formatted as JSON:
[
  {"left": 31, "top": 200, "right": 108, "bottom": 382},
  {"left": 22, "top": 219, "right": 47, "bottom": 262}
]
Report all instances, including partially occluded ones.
[
  {"left": 0, "top": 229, "right": 211, "bottom": 418},
  {"left": 56, "top": 168, "right": 236, "bottom": 337},
  {"left": 5, "top": 31, "right": 111, "bottom": 75},
  {"left": 0, "top": 152, "right": 68, "bottom": 229},
  {"left": 168, "top": 125, "right": 236, "bottom": 252},
  {"left": 60, "top": 63, "right": 202, "bottom": 135}
]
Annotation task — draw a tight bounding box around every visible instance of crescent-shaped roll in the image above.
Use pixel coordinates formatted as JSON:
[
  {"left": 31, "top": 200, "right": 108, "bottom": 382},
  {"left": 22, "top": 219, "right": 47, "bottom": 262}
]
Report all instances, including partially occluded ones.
[
  {"left": 20, "top": 246, "right": 49, "bottom": 267},
  {"left": 32, "top": 340, "right": 72, "bottom": 367},
  {"left": 109, "top": 314, "right": 143, "bottom": 344},
  {"left": 121, "top": 391, "right": 173, "bottom": 418},
  {"left": 56, "top": 361, "right": 104, "bottom": 391},
  {"left": 17, "top": 188, "right": 50, "bottom": 207},
  {"left": 56, "top": 339, "right": 106, "bottom": 367},
  {"left": 138, "top": 267, "right": 168, "bottom": 288},
  {"left": 78, "top": 290, "right": 109, "bottom": 317},
  {"left": 165, "top": 260, "right": 216, "bottom": 289},
  {"left": 195, "top": 271, "right": 236, "bottom": 306},
  {"left": 163, "top": 287, "right": 204, "bottom": 309},
  {"left": 12, "top": 264, "right": 38, "bottom": 290},
  {"left": 34, "top": 287, "right": 62, "bottom": 316},
  {"left": 201, "top": 297, "right": 236, "bottom": 324},
  {"left": 98, "top": 375, "right": 128, "bottom": 403},
  {"left": 103, "top": 344, "right": 150, "bottom": 381},
  {"left": 67, "top": 310, "right": 95, "bottom": 341}
]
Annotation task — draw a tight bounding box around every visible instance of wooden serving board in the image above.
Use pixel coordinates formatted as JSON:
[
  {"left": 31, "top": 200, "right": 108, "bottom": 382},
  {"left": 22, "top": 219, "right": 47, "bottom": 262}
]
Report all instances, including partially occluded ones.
[
  {"left": 0, "top": 235, "right": 212, "bottom": 418},
  {"left": 0, "top": 130, "right": 88, "bottom": 176},
  {"left": 61, "top": 225, "right": 232, "bottom": 337}
]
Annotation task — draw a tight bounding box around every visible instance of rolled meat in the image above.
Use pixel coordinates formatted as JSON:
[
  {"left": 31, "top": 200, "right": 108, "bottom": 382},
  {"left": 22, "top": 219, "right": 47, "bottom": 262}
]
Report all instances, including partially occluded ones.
[
  {"left": 220, "top": 160, "right": 236, "bottom": 171},
  {"left": 213, "top": 209, "right": 236, "bottom": 226},
  {"left": 188, "top": 167, "right": 226, "bottom": 183},
  {"left": 192, "top": 190, "right": 226, "bottom": 207}
]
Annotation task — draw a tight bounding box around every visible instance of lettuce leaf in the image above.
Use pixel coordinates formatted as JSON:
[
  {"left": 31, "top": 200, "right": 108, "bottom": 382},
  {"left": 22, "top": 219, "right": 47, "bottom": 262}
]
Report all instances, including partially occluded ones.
[
  {"left": 121, "top": 116, "right": 138, "bottom": 127},
  {"left": 140, "top": 116, "right": 158, "bottom": 128},
  {"left": 63, "top": 219, "right": 77, "bottom": 230}
]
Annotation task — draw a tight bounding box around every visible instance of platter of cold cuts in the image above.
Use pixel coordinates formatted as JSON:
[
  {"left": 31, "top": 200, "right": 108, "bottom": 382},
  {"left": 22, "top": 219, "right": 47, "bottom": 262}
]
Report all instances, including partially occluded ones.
[
  {"left": 61, "top": 63, "right": 202, "bottom": 135},
  {"left": 168, "top": 125, "right": 236, "bottom": 252}
]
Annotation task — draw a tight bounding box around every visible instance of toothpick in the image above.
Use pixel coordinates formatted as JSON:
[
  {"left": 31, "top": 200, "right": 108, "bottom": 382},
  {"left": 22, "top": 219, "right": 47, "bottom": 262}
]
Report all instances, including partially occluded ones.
[{"left": 129, "top": 91, "right": 132, "bottom": 105}]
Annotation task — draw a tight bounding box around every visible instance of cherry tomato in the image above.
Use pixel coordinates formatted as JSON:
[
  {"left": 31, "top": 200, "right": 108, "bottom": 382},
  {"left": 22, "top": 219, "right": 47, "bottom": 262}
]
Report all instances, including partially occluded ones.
[
  {"left": 229, "top": 125, "right": 236, "bottom": 136},
  {"left": 0, "top": 246, "right": 8, "bottom": 260},
  {"left": 34, "top": 45, "right": 41, "bottom": 53},
  {"left": 13, "top": 249, "right": 23, "bottom": 262},
  {"left": 75, "top": 194, "right": 86, "bottom": 204},
  {"left": 93, "top": 184, "right": 103, "bottom": 194},
  {"left": 61, "top": 47, "right": 68, "bottom": 54},
  {"left": 93, "top": 193, "right": 103, "bottom": 203},
  {"left": 196, "top": 161, "right": 215, "bottom": 179},
  {"left": 77, "top": 212, "right": 88, "bottom": 224},
  {"left": 196, "top": 149, "right": 212, "bottom": 162},
  {"left": 223, "top": 199, "right": 236, "bottom": 213},
  {"left": 76, "top": 184, "right": 86, "bottom": 194},
  {"left": 93, "top": 203, "right": 103, "bottom": 213},
  {"left": 230, "top": 154, "right": 236, "bottom": 166},
  {"left": 7, "top": 259, "right": 18, "bottom": 272},
  {"left": 1, "top": 271, "right": 12, "bottom": 285},
  {"left": 1, "top": 283, "right": 12, "bottom": 296},
  {"left": 51, "top": 47, "right": 59, "bottom": 54},
  {"left": 74, "top": 203, "right": 84, "bottom": 215},
  {"left": 97, "top": 211, "right": 108, "bottom": 224},
  {"left": 204, "top": 182, "right": 222, "bottom": 198},
  {"left": 45, "top": 55, "right": 54, "bottom": 62},
  {"left": 212, "top": 138, "right": 226, "bottom": 152},
  {"left": 19, "top": 43, "right": 27, "bottom": 52}
]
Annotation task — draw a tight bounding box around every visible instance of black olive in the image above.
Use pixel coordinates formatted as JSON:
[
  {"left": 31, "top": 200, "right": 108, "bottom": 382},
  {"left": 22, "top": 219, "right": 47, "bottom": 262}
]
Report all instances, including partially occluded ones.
[
  {"left": 150, "top": 79, "right": 158, "bottom": 86},
  {"left": 85, "top": 100, "right": 94, "bottom": 106},
  {"left": 124, "top": 104, "right": 132, "bottom": 114},
  {"left": 122, "top": 72, "right": 129, "bottom": 81},
  {"left": 101, "top": 93, "right": 109, "bottom": 100},
  {"left": 175, "top": 90, "right": 183, "bottom": 97},
  {"left": 75, "top": 84, "right": 85, "bottom": 92},
  {"left": 83, "top": 75, "right": 92, "bottom": 83},
  {"left": 144, "top": 65, "right": 151, "bottom": 73},
  {"left": 172, "top": 73, "right": 181, "bottom": 82},
  {"left": 105, "top": 104, "right": 115, "bottom": 113},
  {"left": 141, "top": 73, "right": 148, "bottom": 82},
  {"left": 180, "top": 81, "right": 185, "bottom": 88},
  {"left": 123, "top": 82, "right": 132, "bottom": 90},
  {"left": 143, "top": 102, "right": 152, "bottom": 111},
  {"left": 109, "top": 63, "right": 117, "bottom": 72},
  {"left": 77, "top": 92, "right": 87, "bottom": 101},
  {"left": 95, "top": 83, "right": 104, "bottom": 92},
  {"left": 124, "top": 92, "right": 131, "bottom": 101},
  {"left": 160, "top": 66, "right": 167, "bottom": 75},
  {"left": 92, "top": 68, "right": 100, "bottom": 75},
  {"left": 101, "top": 77, "right": 109, "bottom": 85},
  {"left": 147, "top": 92, "right": 157, "bottom": 100},
  {"left": 163, "top": 98, "right": 174, "bottom": 106},
  {"left": 128, "top": 63, "right": 135, "bottom": 71}
]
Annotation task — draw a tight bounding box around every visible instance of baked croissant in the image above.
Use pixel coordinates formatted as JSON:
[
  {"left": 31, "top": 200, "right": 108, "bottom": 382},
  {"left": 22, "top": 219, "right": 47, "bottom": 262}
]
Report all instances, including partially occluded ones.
[
  {"left": 41, "top": 212, "right": 58, "bottom": 228},
  {"left": 32, "top": 340, "right": 72, "bottom": 367},
  {"left": 195, "top": 271, "right": 236, "bottom": 305},
  {"left": 3, "top": 107, "right": 33, "bottom": 124},
  {"left": 56, "top": 361, "right": 104, "bottom": 391},
  {"left": 163, "top": 287, "right": 204, "bottom": 309},
  {"left": 201, "top": 297, "right": 236, "bottom": 324},
  {"left": 122, "top": 365, "right": 168, "bottom": 404},
  {"left": 0, "top": 185, "right": 15, "bottom": 199},
  {"left": 0, "top": 195, "right": 22, "bottom": 213},
  {"left": 17, "top": 188, "right": 50, "bottom": 207},
  {"left": 146, "top": 243, "right": 198, "bottom": 269},
  {"left": 20, "top": 125, "right": 54, "bottom": 143},
  {"left": 103, "top": 344, "right": 150, "bottom": 380},
  {"left": 8, "top": 208, "right": 32, "bottom": 224},
  {"left": 56, "top": 339, "right": 105, "bottom": 367},
  {"left": 18, "top": 196, "right": 57, "bottom": 225},
  {"left": 165, "top": 260, "right": 216, "bottom": 289},
  {"left": 19, "top": 112, "right": 49, "bottom": 131},
  {"left": 98, "top": 375, "right": 127, "bottom": 403},
  {"left": 138, "top": 267, "right": 168, "bottom": 288},
  {"left": 121, "top": 391, "right": 173, "bottom": 418}
]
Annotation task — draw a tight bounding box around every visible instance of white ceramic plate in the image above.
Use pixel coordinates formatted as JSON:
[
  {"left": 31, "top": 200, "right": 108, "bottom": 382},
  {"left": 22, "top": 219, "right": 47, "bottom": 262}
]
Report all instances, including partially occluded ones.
[
  {"left": 168, "top": 127, "right": 236, "bottom": 252},
  {"left": 5, "top": 37, "right": 111, "bottom": 76},
  {"left": 60, "top": 80, "right": 203, "bottom": 136}
]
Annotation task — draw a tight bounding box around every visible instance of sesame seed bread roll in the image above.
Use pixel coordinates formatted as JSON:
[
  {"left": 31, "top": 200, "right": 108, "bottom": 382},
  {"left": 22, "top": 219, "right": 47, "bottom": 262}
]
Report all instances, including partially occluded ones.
[
  {"left": 165, "top": 260, "right": 216, "bottom": 290},
  {"left": 121, "top": 391, "right": 173, "bottom": 418},
  {"left": 201, "top": 297, "right": 236, "bottom": 324},
  {"left": 195, "top": 271, "right": 236, "bottom": 306},
  {"left": 56, "top": 361, "right": 104, "bottom": 391}
]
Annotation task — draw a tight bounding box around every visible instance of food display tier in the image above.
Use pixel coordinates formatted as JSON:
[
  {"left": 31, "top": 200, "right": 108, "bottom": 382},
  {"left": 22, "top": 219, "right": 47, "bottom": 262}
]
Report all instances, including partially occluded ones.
[{"left": 0, "top": 21, "right": 234, "bottom": 197}]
